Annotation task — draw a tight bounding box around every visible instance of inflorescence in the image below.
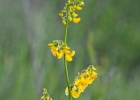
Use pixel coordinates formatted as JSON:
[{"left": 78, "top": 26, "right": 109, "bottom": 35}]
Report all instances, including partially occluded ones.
[
  {"left": 41, "top": 88, "right": 52, "bottom": 100},
  {"left": 48, "top": 40, "right": 75, "bottom": 61},
  {"left": 59, "top": 0, "right": 84, "bottom": 25},
  {"left": 65, "top": 65, "right": 97, "bottom": 98}
]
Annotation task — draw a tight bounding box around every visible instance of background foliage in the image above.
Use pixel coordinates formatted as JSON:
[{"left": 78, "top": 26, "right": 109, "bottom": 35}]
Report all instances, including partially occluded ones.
[{"left": 0, "top": 0, "right": 140, "bottom": 100}]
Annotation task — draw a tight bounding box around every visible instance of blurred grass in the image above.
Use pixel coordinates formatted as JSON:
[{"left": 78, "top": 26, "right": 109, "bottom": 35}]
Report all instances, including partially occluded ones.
[{"left": 0, "top": 0, "right": 140, "bottom": 100}]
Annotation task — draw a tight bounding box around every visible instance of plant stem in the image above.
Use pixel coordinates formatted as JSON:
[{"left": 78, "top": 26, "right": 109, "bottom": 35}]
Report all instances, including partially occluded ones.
[
  {"left": 64, "top": 5, "right": 72, "bottom": 100},
  {"left": 64, "top": 57, "right": 72, "bottom": 100}
]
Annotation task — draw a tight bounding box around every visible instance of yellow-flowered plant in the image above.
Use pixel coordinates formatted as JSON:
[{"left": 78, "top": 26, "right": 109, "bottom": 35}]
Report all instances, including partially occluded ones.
[
  {"left": 42, "top": 0, "right": 98, "bottom": 100},
  {"left": 59, "top": 0, "right": 84, "bottom": 25},
  {"left": 41, "top": 88, "right": 52, "bottom": 100},
  {"left": 65, "top": 65, "right": 97, "bottom": 98}
]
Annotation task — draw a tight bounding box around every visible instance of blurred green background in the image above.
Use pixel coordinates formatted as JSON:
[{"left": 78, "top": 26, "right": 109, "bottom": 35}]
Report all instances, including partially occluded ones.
[{"left": 0, "top": 0, "right": 140, "bottom": 100}]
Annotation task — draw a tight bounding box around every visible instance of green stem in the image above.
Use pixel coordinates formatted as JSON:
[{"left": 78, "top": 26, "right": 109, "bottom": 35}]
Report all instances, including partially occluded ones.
[
  {"left": 64, "top": 5, "right": 72, "bottom": 100},
  {"left": 64, "top": 57, "right": 72, "bottom": 100}
]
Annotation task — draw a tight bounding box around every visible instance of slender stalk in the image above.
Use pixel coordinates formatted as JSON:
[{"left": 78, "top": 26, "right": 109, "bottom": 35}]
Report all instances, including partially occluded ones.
[
  {"left": 64, "top": 57, "right": 72, "bottom": 100},
  {"left": 63, "top": 5, "right": 72, "bottom": 100}
]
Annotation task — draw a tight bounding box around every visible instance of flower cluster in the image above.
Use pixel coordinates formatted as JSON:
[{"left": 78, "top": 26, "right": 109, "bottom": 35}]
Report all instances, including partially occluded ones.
[
  {"left": 59, "top": 0, "right": 84, "bottom": 25},
  {"left": 41, "top": 88, "right": 52, "bottom": 100},
  {"left": 65, "top": 65, "right": 97, "bottom": 98},
  {"left": 48, "top": 40, "right": 75, "bottom": 61}
]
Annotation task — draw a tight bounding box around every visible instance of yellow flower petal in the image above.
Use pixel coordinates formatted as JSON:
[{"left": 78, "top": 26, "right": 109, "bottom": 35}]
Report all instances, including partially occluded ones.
[
  {"left": 65, "top": 65, "right": 97, "bottom": 99},
  {"left": 65, "top": 87, "right": 69, "bottom": 95},
  {"left": 63, "top": 49, "right": 70, "bottom": 54},
  {"left": 91, "top": 72, "right": 97, "bottom": 78},
  {"left": 71, "top": 85, "right": 78, "bottom": 91},
  {"left": 67, "top": 0, "right": 71, "bottom": 3},
  {"left": 87, "top": 79, "right": 93, "bottom": 84},
  {"left": 41, "top": 96, "right": 45, "bottom": 99},
  {"left": 65, "top": 86, "right": 80, "bottom": 98},
  {"left": 62, "top": 20, "right": 66, "bottom": 25},
  {"left": 74, "top": 79, "right": 80, "bottom": 85},
  {"left": 73, "top": 18, "right": 81, "bottom": 23},
  {"left": 77, "top": 84, "right": 85, "bottom": 92},
  {"left": 57, "top": 51, "right": 63, "bottom": 59},
  {"left": 92, "top": 66, "right": 96, "bottom": 70},
  {"left": 72, "top": 12, "right": 78, "bottom": 17},
  {"left": 74, "top": 6, "right": 82, "bottom": 10},
  {"left": 51, "top": 46, "right": 58, "bottom": 51},
  {"left": 46, "top": 97, "right": 52, "bottom": 100},
  {"left": 79, "top": 79, "right": 88, "bottom": 88},
  {"left": 48, "top": 43, "right": 54, "bottom": 47},
  {"left": 59, "top": 13, "right": 63, "bottom": 17},
  {"left": 65, "top": 46, "right": 70, "bottom": 50},
  {"left": 66, "top": 55, "right": 72, "bottom": 61},
  {"left": 80, "top": 2, "right": 84, "bottom": 6},
  {"left": 70, "top": 50, "right": 75, "bottom": 56},
  {"left": 71, "top": 91, "right": 80, "bottom": 98},
  {"left": 68, "top": 17, "right": 72, "bottom": 21},
  {"left": 51, "top": 50, "right": 57, "bottom": 56}
]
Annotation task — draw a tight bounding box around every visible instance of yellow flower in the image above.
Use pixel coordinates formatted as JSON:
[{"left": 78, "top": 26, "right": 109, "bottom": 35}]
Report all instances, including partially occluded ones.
[
  {"left": 68, "top": 17, "right": 72, "bottom": 21},
  {"left": 80, "top": 2, "right": 84, "bottom": 6},
  {"left": 65, "top": 46, "right": 70, "bottom": 50},
  {"left": 46, "top": 97, "right": 52, "bottom": 100},
  {"left": 67, "top": 0, "right": 71, "bottom": 3},
  {"left": 57, "top": 51, "right": 63, "bottom": 59},
  {"left": 70, "top": 50, "right": 75, "bottom": 56},
  {"left": 59, "top": 13, "right": 63, "bottom": 17},
  {"left": 62, "top": 19, "right": 66, "bottom": 25},
  {"left": 41, "top": 88, "right": 52, "bottom": 100},
  {"left": 59, "top": 0, "right": 84, "bottom": 24},
  {"left": 72, "top": 12, "right": 78, "bottom": 17},
  {"left": 41, "top": 96, "right": 45, "bottom": 99},
  {"left": 51, "top": 46, "right": 58, "bottom": 51},
  {"left": 48, "top": 43, "right": 54, "bottom": 47},
  {"left": 65, "top": 87, "right": 69, "bottom": 96},
  {"left": 65, "top": 65, "right": 97, "bottom": 98},
  {"left": 73, "top": 18, "right": 81, "bottom": 23},
  {"left": 48, "top": 40, "right": 75, "bottom": 61},
  {"left": 65, "top": 50, "right": 75, "bottom": 61},
  {"left": 62, "top": 47, "right": 75, "bottom": 61},
  {"left": 74, "top": 6, "right": 82, "bottom": 10},
  {"left": 71, "top": 91, "right": 79, "bottom": 98},
  {"left": 51, "top": 49, "right": 57, "bottom": 56},
  {"left": 66, "top": 55, "right": 72, "bottom": 61},
  {"left": 63, "top": 49, "right": 70, "bottom": 54},
  {"left": 65, "top": 86, "right": 80, "bottom": 98}
]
